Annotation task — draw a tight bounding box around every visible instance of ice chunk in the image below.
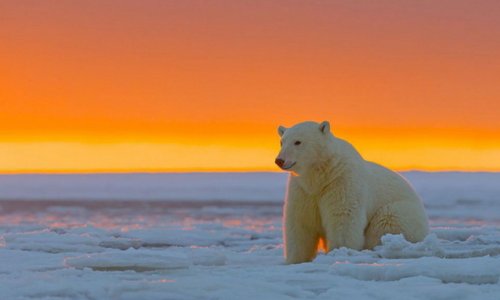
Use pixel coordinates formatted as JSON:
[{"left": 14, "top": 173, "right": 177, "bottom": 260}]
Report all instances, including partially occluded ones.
[{"left": 377, "top": 234, "right": 446, "bottom": 258}]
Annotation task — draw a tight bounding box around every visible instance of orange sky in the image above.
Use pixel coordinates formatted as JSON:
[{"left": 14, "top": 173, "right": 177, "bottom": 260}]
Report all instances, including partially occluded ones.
[{"left": 1, "top": 1, "right": 499, "bottom": 172}]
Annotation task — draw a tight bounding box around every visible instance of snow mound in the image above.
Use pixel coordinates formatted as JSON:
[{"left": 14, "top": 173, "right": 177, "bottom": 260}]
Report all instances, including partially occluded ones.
[
  {"left": 326, "top": 233, "right": 500, "bottom": 285},
  {"left": 377, "top": 234, "right": 446, "bottom": 258}
]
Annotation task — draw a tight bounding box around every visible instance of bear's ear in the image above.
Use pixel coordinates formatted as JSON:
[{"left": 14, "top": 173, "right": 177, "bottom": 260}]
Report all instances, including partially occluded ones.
[
  {"left": 278, "top": 125, "right": 287, "bottom": 137},
  {"left": 319, "top": 121, "right": 330, "bottom": 134}
]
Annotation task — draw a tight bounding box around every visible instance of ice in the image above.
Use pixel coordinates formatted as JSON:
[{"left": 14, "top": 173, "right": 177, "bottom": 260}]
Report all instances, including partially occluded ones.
[
  {"left": 121, "top": 226, "right": 230, "bottom": 247},
  {"left": 320, "top": 234, "right": 500, "bottom": 284},
  {"left": 404, "top": 172, "right": 500, "bottom": 222},
  {"left": 0, "top": 172, "right": 288, "bottom": 202},
  {"left": 0, "top": 172, "right": 499, "bottom": 299},
  {"left": 65, "top": 249, "right": 191, "bottom": 271},
  {"left": 3, "top": 228, "right": 104, "bottom": 253},
  {"left": 330, "top": 255, "right": 500, "bottom": 284}
]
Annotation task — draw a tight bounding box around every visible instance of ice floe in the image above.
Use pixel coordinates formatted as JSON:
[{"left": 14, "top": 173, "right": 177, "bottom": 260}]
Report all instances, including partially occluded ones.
[{"left": 0, "top": 172, "right": 499, "bottom": 299}]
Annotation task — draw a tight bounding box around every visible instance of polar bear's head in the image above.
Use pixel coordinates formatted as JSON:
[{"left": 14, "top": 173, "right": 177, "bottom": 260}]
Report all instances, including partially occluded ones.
[{"left": 275, "top": 121, "right": 332, "bottom": 174}]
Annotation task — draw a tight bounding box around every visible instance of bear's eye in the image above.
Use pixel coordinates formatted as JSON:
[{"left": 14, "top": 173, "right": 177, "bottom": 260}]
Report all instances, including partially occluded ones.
[{"left": 294, "top": 141, "right": 302, "bottom": 146}]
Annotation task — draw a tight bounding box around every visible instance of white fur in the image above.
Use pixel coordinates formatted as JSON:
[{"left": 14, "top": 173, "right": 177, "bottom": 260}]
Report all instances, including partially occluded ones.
[{"left": 276, "top": 121, "right": 429, "bottom": 264}]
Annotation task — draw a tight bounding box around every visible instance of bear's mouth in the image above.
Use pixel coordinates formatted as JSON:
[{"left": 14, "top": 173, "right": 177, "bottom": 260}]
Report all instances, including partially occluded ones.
[{"left": 282, "top": 162, "right": 296, "bottom": 170}]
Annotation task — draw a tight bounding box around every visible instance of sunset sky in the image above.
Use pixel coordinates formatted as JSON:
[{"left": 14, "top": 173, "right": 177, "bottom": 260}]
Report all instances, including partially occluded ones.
[{"left": 1, "top": 1, "right": 499, "bottom": 172}]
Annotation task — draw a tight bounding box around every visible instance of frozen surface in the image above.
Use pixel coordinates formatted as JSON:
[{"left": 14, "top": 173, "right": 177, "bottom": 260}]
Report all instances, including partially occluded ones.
[
  {"left": 0, "top": 172, "right": 499, "bottom": 299},
  {"left": 0, "top": 172, "right": 287, "bottom": 202}
]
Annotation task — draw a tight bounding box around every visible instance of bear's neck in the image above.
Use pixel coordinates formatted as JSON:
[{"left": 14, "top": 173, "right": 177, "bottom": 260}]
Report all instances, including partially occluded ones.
[
  {"left": 294, "top": 137, "right": 364, "bottom": 195},
  {"left": 294, "top": 141, "right": 346, "bottom": 195}
]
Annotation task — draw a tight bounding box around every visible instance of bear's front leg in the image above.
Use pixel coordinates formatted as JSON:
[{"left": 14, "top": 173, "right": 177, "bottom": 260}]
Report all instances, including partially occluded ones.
[
  {"left": 319, "top": 191, "right": 366, "bottom": 251},
  {"left": 284, "top": 220, "right": 320, "bottom": 264},
  {"left": 284, "top": 191, "right": 321, "bottom": 264}
]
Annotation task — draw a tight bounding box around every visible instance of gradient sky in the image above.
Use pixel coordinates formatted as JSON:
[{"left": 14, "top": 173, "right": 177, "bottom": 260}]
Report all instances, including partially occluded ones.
[{"left": 1, "top": 1, "right": 499, "bottom": 172}]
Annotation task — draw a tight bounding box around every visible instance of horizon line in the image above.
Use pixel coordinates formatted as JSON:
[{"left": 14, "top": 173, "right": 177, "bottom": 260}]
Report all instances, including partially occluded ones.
[{"left": 0, "top": 168, "right": 499, "bottom": 175}]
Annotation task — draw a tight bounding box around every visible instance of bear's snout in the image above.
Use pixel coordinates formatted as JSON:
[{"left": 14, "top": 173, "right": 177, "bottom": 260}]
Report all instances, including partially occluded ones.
[{"left": 275, "top": 158, "right": 285, "bottom": 168}]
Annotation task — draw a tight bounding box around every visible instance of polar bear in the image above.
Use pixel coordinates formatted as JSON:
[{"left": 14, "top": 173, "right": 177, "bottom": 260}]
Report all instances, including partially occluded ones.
[{"left": 275, "top": 121, "right": 429, "bottom": 264}]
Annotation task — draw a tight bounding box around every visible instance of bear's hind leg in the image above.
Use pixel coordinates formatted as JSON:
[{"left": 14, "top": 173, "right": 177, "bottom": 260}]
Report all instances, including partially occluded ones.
[{"left": 364, "top": 201, "right": 428, "bottom": 249}]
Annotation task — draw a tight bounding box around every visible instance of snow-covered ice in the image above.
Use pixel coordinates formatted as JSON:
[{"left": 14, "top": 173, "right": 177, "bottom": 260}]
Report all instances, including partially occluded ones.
[{"left": 0, "top": 172, "right": 499, "bottom": 299}]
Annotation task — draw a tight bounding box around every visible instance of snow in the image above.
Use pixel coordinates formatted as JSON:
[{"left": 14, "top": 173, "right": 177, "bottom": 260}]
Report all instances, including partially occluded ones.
[{"left": 0, "top": 172, "right": 499, "bottom": 299}]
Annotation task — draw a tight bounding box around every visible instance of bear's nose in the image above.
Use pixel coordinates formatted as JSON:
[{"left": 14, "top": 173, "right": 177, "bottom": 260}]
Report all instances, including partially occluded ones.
[{"left": 275, "top": 158, "right": 284, "bottom": 168}]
